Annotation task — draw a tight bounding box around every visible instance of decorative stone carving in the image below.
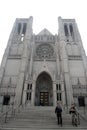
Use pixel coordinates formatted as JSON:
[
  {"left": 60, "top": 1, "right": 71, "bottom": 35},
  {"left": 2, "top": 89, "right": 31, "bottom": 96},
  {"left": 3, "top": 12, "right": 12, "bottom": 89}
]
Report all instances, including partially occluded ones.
[
  {"left": 68, "top": 55, "right": 82, "bottom": 60},
  {"left": 35, "top": 43, "right": 55, "bottom": 60}
]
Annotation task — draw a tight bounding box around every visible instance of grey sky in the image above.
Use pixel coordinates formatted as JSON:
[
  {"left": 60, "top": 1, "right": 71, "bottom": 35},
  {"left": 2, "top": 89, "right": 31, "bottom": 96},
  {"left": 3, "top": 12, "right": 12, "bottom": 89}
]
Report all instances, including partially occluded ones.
[{"left": 0, "top": 0, "right": 87, "bottom": 64}]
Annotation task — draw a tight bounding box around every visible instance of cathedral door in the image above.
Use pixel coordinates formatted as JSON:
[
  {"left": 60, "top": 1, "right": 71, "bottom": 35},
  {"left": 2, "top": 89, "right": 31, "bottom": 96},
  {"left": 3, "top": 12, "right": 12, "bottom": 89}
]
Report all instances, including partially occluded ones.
[{"left": 40, "top": 92, "right": 49, "bottom": 106}]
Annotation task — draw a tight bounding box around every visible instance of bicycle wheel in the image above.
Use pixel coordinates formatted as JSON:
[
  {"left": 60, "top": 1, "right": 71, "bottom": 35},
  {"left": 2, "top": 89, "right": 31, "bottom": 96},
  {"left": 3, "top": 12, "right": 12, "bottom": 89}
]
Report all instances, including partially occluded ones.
[
  {"left": 72, "top": 115, "right": 74, "bottom": 125},
  {"left": 75, "top": 118, "right": 78, "bottom": 126},
  {"left": 77, "top": 115, "right": 80, "bottom": 125}
]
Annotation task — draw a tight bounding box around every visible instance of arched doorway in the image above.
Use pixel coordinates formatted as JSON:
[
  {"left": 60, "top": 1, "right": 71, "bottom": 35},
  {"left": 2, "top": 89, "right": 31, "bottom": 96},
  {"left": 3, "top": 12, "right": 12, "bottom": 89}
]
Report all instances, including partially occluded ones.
[{"left": 35, "top": 72, "right": 53, "bottom": 106}]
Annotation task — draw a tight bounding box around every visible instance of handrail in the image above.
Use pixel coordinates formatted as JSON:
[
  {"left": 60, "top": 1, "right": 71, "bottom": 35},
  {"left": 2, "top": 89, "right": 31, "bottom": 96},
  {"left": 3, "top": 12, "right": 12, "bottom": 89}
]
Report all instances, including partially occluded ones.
[{"left": 0, "top": 104, "right": 22, "bottom": 127}]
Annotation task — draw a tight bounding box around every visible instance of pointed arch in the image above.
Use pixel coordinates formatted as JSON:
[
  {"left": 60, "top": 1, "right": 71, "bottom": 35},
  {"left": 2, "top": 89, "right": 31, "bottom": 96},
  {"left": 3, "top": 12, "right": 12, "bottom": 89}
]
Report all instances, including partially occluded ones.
[
  {"left": 18, "top": 23, "right": 21, "bottom": 34},
  {"left": 64, "top": 24, "right": 69, "bottom": 36},
  {"left": 22, "top": 23, "right": 27, "bottom": 35},
  {"left": 36, "top": 71, "right": 52, "bottom": 82},
  {"left": 35, "top": 71, "right": 53, "bottom": 106},
  {"left": 69, "top": 24, "right": 73, "bottom": 36}
]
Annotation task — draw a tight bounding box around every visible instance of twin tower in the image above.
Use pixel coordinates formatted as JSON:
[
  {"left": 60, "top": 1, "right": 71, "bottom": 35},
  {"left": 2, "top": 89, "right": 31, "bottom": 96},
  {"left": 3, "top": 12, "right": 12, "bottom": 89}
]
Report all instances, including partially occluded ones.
[{"left": 0, "top": 16, "right": 87, "bottom": 108}]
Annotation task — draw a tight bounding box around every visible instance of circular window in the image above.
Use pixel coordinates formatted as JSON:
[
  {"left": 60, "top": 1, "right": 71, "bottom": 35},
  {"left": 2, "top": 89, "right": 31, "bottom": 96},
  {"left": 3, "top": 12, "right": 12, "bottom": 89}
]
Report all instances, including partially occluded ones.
[{"left": 36, "top": 44, "right": 54, "bottom": 59}]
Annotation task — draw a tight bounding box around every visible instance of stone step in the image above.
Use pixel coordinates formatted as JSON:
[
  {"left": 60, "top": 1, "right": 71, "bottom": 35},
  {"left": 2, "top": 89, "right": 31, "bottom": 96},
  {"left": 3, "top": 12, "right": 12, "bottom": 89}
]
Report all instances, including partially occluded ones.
[
  {"left": 0, "top": 128, "right": 86, "bottom": 130},
  {"left": 0, "top": 106, "right": 87, "bottom": 130},
  {"left": 1, "top": 124, "right": 87, "bottom": 130}
]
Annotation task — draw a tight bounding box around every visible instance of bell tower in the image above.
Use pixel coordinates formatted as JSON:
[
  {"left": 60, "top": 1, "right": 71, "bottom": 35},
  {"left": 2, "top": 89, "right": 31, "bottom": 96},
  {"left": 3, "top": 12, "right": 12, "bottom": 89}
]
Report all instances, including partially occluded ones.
[{"left": 58, "top": 17, "right": 87, "bottom": 107}]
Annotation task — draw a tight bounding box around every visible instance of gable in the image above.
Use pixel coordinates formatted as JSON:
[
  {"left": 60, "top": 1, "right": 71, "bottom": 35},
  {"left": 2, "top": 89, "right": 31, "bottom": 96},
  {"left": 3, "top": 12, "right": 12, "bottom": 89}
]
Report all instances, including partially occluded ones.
[{"left": 38, "top": 28, "right": 53, "bottom": 35}]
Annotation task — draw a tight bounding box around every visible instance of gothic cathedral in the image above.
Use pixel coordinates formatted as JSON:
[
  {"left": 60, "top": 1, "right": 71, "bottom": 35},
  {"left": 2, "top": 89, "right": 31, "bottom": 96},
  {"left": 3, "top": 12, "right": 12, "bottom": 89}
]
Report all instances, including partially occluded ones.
[{"left": 0, "top": 16, "right": 87, "bottom": 108}]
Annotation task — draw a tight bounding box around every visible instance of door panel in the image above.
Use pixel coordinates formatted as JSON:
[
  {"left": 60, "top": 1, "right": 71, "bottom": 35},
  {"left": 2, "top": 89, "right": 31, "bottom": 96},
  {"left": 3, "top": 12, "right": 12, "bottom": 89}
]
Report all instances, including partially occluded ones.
[{"left": 40, "top": 92, "right": 49, "bottom": 106}]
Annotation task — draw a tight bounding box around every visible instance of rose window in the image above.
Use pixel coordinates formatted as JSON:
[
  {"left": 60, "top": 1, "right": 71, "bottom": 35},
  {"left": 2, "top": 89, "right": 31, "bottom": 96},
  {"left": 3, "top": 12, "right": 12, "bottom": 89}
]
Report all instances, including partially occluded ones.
[{"left": 36, "top": 44, "right": 54, "bottom": 59}]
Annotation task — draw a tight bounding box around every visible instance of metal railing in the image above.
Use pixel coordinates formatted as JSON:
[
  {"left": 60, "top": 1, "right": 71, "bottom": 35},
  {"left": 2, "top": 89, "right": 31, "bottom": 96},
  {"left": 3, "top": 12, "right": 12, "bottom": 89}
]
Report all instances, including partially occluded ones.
[{"left": 0, "top": 104, "right": 22, "bottom": 128}]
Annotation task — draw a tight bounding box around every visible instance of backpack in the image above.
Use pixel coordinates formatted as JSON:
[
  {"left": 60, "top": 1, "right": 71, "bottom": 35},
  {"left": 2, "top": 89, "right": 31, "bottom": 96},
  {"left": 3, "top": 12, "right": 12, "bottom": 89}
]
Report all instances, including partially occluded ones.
[{"left": 55, "top": 106, "right": 62, "bottom": 113}]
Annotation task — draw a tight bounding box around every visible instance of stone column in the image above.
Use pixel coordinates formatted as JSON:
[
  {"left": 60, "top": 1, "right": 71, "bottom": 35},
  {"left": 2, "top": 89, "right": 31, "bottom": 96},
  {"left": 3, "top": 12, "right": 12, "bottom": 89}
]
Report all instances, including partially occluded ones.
[
  {"left": 53, "top": 81, "right": 57, "bottom": 106},
  {"left": 61, "top": 40, "right": 73, "bottom": 107},
  {"left": 15, "top": 72, "right": 25, "bottom": 106},
  {"left": 55, "top": 35, "right": 60, "bottom": 77},
  {"left": 0, "top": 96, "right": 3, "bottom": 106},
  {"left": 61, "top": 82, "right": 66, "bottom": 106},
  {"left": 64, "top": 73, "right": 73, "bottom": 107},
  {"left": 31, "top": 80, "right": 36, "bottom": 106},
  {"left": 22, "top": 82, "right": 27, "bottom": 105}
]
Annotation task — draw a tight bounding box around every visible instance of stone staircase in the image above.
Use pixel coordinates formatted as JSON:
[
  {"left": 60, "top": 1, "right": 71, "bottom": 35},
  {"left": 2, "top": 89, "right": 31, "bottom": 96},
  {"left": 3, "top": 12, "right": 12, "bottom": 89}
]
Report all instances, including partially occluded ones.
[{"left": 0, "top": 106, "right": 87, "bottom": 130}]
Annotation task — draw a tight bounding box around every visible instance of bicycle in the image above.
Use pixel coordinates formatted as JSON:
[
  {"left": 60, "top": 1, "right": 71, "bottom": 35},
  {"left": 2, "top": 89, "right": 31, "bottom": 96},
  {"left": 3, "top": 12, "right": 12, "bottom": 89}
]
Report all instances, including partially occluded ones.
[{"left": 72, "top": 112, "right": 80, "bottom": 126}]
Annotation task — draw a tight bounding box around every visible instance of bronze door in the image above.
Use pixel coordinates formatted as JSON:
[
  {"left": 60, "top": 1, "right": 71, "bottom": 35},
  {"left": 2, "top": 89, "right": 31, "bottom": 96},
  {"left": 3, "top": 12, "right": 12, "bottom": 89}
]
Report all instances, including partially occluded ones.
[{"left": 40, "top": 92, "right": 49, "bottom": 106}]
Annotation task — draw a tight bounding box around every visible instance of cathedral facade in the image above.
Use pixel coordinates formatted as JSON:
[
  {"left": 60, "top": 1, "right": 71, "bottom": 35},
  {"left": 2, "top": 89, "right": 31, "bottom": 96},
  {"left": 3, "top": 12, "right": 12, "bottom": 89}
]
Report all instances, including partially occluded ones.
[{"left": 0, "top": 16, "right": 87, "bottom": 108}]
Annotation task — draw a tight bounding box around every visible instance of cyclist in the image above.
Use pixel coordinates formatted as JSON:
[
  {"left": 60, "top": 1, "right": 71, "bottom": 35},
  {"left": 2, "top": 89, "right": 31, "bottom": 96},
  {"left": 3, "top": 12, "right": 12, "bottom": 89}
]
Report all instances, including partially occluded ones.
[
  {"left": 69, "top": 103, "right": 80, "bottom": 126},
  {"left": 69, "top": 103, "right": 76, "bottom": 114},
  {"left": 69, "top": 103, "right": 77, "bottom": 126}
]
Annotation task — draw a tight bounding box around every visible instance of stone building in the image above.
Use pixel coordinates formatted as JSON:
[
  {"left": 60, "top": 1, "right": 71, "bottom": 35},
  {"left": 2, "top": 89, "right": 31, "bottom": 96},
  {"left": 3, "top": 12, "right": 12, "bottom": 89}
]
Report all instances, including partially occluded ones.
[{"left": 0, "top": 16, "right": 87, "bottom": 108}]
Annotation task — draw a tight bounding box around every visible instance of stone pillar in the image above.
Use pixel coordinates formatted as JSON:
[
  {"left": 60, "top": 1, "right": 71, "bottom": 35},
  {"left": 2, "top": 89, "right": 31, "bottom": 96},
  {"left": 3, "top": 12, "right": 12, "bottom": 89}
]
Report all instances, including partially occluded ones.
[
  {"left": 0, "top": 96, "right": 3, "bottom": 106},
  {"left": 55, "top": 35, "right": 60, "bottom": 77},
  {"left": 61, "top": 83, "right": 66, "bottom": 106},
  {"left": 53, "top": 81, "right": 57, "bottom": 106},
  {"left": 22, "top": 82, "right": 27, "bottom": 105},
  {"left": 64, "top": 73, "right": 73, "bottom": 107},
  {"left": 60, "top": 38, "right": 73, "bottom": 107},
  {"left": 15, "top": 72, "right": 25, "bottom": 106},
  {"left": 31, "top": 80, "right": 36, "bottom": 106}
]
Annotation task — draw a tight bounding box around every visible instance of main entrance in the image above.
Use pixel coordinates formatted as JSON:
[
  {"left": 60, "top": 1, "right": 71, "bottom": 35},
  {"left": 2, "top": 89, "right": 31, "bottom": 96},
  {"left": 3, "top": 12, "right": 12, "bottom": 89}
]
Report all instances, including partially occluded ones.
[
  {"left": 40, "top": 92, "right": 49, "bottom": 106},
  {"left": 35, "top": 72, "right": 53, "bottom": 106}
]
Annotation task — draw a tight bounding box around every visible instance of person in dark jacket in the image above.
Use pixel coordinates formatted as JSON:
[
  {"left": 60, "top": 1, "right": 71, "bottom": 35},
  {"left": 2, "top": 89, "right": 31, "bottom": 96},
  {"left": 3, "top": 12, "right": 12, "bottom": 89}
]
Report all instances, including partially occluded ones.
[{"left": 55, "top": 102, "right": 62, "bottom": 126}]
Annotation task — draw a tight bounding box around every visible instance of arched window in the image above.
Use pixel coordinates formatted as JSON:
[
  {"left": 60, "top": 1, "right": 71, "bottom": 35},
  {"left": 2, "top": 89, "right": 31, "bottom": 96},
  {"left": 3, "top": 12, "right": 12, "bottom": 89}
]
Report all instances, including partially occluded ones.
[
  {"left": 64, "top": 24, "right": 68, "bottom": 36},
  {"left": 22, "top": 23, "right": 27, "bottom": 35},
  {"left": 69, "top": 24, "right": 73, "bottom": 36},
  {"left": 18, "top": 23, "right": 21, "bottom": 34}
]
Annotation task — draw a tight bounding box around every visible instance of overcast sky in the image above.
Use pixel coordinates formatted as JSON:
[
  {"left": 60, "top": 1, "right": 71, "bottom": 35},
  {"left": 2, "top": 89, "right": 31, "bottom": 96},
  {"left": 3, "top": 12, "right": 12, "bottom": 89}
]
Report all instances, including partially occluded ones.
[{"left": 0, "top": 0, "right": 87, "bottom": 64}]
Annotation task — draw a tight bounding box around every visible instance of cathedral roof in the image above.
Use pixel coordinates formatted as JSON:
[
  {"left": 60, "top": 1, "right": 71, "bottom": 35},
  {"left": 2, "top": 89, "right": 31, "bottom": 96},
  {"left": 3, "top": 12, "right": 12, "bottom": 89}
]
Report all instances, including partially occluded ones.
[{"left": 38, "top": 28, "right": 53, "bottom": 35}]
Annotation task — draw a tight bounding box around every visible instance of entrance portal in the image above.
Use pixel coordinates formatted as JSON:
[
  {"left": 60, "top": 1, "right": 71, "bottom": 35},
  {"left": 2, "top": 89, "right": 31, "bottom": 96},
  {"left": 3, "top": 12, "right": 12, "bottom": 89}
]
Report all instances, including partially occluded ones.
[{"left": 35, "top": 72, "right": 53, "bottom": 106}]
